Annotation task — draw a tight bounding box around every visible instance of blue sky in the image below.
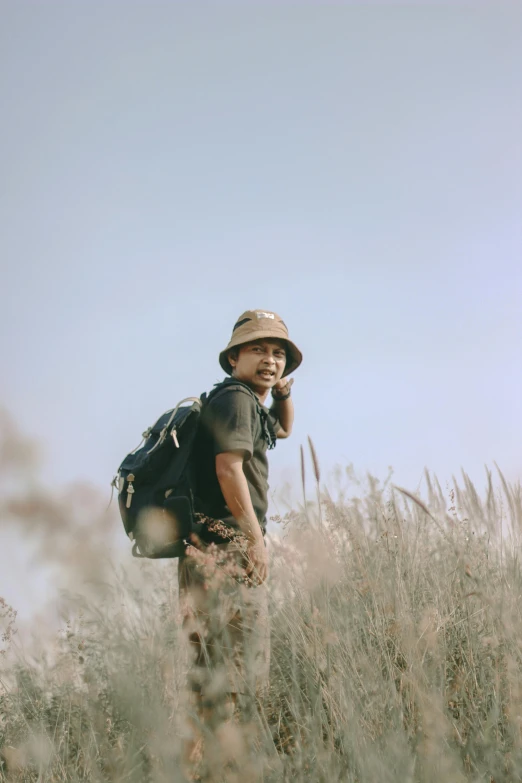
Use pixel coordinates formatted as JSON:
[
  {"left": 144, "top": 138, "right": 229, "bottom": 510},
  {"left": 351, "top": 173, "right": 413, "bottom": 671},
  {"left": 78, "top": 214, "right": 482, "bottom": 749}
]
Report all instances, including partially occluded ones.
[{"left": 1, "top": 3, "right": 521, "bottom": 616}]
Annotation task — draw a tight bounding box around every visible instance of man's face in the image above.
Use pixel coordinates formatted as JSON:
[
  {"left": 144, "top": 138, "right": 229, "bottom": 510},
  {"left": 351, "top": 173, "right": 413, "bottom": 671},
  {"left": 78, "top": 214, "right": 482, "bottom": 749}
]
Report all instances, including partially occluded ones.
[{"left": 229, "top": 339, "right": 287, "bottom": 396}]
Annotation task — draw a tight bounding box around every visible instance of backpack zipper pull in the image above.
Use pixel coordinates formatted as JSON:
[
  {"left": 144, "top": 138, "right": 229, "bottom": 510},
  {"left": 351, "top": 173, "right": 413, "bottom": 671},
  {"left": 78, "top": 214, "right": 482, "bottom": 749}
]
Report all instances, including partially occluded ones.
[
  {"left": 172, "top": 429, "right": 179, "bottom": 448},
  {"left": 126, "top": 474, "right": 135, "bottom": 508}
]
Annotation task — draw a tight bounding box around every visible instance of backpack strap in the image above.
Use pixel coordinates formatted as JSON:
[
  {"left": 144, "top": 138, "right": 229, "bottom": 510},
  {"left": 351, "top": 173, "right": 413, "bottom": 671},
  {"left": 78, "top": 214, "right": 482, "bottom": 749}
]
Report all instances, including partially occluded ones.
[{"left": 204, "top": 379, "right": 277, "bottom": 450}]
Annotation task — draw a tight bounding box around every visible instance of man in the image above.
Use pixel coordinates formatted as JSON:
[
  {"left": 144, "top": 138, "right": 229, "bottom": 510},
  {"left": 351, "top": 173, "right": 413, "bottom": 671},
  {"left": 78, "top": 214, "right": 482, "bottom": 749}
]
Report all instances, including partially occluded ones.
[{"left": 179, "top": 309, "right": 302, "bottom": 775}]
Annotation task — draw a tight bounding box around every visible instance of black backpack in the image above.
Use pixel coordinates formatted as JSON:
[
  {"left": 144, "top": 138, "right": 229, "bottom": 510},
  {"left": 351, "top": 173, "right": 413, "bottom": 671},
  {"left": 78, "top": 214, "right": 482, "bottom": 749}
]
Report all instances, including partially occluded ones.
[
  {"left": 113, "top": 380, "right": 271, "bottom": 559},
  {"left": 113, "top": 395, "right": 204, "bottom": 559}
]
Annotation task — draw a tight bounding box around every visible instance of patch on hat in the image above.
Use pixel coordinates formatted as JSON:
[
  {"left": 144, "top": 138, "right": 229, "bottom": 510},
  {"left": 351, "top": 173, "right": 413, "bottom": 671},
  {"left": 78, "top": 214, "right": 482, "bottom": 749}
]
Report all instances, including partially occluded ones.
[{"left": 256, "top": 311, "right": 275, "bottom": 319}]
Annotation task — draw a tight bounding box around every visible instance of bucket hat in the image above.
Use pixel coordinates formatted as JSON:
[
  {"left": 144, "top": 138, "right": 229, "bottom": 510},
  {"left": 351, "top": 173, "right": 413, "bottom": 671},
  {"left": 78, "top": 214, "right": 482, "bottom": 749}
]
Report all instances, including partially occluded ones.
[{"left": 219, "top": 310, "right": 303, "bottom": 378}]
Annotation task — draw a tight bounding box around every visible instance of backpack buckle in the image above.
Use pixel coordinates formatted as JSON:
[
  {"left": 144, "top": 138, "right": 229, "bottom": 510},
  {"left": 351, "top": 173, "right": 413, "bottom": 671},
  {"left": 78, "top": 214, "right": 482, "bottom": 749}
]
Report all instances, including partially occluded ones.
[{"left": 126, "top": 474, "right": 135, "bottom": 508}]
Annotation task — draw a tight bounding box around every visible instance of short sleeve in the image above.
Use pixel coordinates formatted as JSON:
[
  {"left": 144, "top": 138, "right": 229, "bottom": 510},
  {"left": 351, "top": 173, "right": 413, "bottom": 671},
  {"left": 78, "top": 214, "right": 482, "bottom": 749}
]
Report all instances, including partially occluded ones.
[{"left": 204, "top": 388, "right": 257, "bottom": 459}]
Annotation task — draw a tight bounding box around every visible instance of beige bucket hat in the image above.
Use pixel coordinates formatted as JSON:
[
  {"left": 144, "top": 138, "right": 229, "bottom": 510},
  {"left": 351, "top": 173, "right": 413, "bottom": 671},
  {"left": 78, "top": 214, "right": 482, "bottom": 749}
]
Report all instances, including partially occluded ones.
[{"left": 219, "top": 309, "right": 303, "bottom": 378}]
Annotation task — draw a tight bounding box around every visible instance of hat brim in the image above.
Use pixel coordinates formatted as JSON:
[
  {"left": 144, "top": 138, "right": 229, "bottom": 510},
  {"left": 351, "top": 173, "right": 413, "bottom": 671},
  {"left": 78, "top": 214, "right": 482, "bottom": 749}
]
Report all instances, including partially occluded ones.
[{"left": 219, "top": 333, "right": 302, "bottom": 378}]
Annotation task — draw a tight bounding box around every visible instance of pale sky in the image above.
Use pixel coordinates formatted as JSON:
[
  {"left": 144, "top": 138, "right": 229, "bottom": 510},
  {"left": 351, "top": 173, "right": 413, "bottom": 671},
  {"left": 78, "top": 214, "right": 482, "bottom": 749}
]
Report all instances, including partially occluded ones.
[{"left": 1, "top": 3, "right": 521, "bottom": 619}]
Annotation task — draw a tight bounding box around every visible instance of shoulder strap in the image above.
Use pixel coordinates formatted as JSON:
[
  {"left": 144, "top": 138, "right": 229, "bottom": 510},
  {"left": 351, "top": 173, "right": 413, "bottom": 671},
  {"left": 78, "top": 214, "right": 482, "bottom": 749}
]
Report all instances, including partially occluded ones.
[
  {"left": 207, "top": 378, "right": 256, "bottom": 402},
  {"left": 202, "top": 379, "right": 276, "bottom": 450}
]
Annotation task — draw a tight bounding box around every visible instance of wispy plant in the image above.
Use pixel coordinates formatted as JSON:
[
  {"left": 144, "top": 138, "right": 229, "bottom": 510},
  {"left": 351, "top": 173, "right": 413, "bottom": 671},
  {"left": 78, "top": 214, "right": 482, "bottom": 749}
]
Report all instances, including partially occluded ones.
[{"left": 2, "top": 418, "right": 522, "bottom": 782}]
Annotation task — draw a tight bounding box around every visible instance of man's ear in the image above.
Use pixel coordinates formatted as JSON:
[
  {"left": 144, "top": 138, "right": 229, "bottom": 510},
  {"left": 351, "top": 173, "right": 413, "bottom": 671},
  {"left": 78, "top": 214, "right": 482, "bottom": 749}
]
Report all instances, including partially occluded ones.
[{"left": 228, "top": 348, "right": 238, "bottom": 369}]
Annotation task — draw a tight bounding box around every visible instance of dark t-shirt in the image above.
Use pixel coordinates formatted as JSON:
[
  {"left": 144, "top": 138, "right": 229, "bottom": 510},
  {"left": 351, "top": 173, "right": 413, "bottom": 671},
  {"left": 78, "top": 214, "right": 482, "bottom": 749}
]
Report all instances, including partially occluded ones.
[{"left": 194, "top": 380, "right": 280, "bottom": 543}]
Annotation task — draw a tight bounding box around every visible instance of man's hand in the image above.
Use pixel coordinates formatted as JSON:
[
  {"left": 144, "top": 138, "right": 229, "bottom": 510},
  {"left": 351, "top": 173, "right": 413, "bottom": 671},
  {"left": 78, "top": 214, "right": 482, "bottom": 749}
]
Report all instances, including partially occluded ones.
[
  {"left": 245, "top": 538, "right": 268, "bottom": 585},
  {"left": 272, "top": 377, "right": 294, "bottom": 395},
  {"left": 270, "top": 377, "right": 294, "bottom": 439}
]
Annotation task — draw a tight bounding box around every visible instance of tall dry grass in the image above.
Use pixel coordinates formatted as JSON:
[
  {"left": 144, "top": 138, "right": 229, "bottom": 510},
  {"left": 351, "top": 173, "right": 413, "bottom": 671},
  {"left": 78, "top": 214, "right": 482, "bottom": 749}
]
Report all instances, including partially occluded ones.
[{"left": 1, "top": 415, "right": 522, "bottom": 782}]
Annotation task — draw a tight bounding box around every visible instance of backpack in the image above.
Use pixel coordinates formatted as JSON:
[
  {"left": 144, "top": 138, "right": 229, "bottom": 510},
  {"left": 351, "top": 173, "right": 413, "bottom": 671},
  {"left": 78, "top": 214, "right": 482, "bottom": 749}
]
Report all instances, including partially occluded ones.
[
  {"left": 113, "top": 380, "right": 272, "bottom": 559},
  {"left": 113, "top": 395, "right": 204, "bottom": 559}
]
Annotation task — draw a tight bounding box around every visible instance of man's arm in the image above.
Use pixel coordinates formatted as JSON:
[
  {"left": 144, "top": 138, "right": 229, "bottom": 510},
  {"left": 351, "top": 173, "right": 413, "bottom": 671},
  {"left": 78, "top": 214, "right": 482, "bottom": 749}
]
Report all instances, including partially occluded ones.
[
  {"left": 270, "top": 379, "right": 294, "bottom": 438},
  {"left": 215, "top": 451, "right": 262, "bottom": 541},
  {"left": 215, "top": 451, "right": 268, "bottom": 583}
]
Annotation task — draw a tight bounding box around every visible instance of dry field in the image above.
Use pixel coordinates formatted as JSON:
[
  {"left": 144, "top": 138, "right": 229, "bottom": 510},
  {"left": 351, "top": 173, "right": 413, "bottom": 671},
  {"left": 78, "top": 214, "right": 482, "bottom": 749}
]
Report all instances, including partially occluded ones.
[{"left": 1, "top": 415, "right": 522, "bottom": 782}]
